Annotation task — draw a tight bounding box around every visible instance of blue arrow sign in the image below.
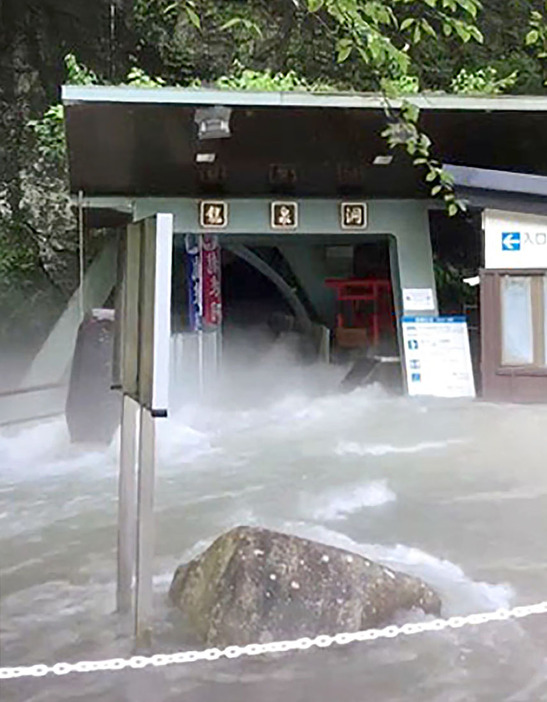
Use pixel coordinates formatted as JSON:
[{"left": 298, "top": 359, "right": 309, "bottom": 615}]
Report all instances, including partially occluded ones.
[{"left": 502, "top": 232, "right": 521, "bottom": 251}]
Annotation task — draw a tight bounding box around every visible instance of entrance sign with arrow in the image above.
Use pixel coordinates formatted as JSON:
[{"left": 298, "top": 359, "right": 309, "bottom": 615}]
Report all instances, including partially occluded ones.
[
  {"left": 502, "top": 232, "right": 521, "bottom": 251},
  {"left": 484, "top": 210, "right": 547, "bottom": 270}
]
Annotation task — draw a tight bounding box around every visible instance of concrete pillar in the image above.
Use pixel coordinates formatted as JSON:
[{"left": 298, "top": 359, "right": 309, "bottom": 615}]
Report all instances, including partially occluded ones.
[
  {"left": 390, "top": 201, "right": 438, "bottom": 315},
  {"left": 23, "top": 236, "right": 119, "bottom": 388}
]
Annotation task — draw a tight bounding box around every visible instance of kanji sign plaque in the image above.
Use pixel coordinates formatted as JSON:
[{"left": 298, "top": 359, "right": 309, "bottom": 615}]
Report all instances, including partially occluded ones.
[
  {"left": 200, "top": 200, "right": 228, "bottom": 229},
  {"left": 341, "top": 202, "right": 367, "bottom": 230},
  {"left": 271, "top": 201, "right": 298, "bottom": 230}
]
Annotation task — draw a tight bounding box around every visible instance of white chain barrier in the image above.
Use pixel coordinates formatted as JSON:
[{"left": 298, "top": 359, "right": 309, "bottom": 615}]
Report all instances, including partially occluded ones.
[{"left": 1, "top": 601, "right": 546, "bottom": 681}]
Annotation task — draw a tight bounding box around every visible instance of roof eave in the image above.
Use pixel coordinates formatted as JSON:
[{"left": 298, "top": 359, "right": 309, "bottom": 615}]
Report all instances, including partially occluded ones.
[{"left": 61, "top": 85, "right": 547, "bottom": 112}]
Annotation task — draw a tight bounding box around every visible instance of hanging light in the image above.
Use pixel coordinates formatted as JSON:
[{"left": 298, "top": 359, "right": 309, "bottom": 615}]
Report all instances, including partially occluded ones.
[{"left": 194, "top": 106, "right": 232, "bottom": 140}]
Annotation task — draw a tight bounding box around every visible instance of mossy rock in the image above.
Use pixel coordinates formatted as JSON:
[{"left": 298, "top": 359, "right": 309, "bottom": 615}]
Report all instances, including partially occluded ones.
[{"left": 169, "top": 526, "right": 441, "bottom": 647}]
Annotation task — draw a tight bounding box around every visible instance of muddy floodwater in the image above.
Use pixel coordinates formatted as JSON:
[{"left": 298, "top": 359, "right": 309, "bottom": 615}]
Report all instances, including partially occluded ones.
[{"left": 1, "top": 348, "right": 547, "bottom": 702}]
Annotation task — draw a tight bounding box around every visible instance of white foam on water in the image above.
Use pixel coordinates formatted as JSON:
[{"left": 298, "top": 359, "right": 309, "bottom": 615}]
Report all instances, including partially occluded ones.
[
  {"left": 335, "top": 439, "right": 466, "bottom": 457},
  {"left": 304, "top": 480, "right": 397, "bottom": 520},
  {"left": 1, "top": 350, "right": 546, "bottom": 700},
  {"left": 158, "top": 418, "right": 218, "bottom": 468},
  {"left": 448, "top": 485, "right": 547, "bottom": 504},
  {"left": 282, "top": 523, "right": 514, "bottom": 616},
  {"left": 0, "top": 418, "right": 68, "bottom": 470}
]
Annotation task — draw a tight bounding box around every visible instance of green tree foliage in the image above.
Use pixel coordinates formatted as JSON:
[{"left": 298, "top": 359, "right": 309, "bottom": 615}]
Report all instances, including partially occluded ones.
[
  {"left": 127, "top": 0, "right": 544, "bottom": 212},
  {"left": 204, "top": 61, "right": 337, "bottom": 91},
  {"left": 130, "top": 1, "right": 545, "bottom": 93},
  {"left": 526, "top": 1, "right": 547, "bottom": 84},
  {"left": 27, "top": 54, "right": 167, "bottom": 166},
  {"left": 0, "top": 1, "right": 129, "bottom": 352},
  {"left": 299, "top": 0, "right": 484, "bottom": 213},
  {"left": 414, "top": 0, "right": 547, "bottom": 94},
  {"left": 450, "top": 66, "right": 519, "bottom": 94}
]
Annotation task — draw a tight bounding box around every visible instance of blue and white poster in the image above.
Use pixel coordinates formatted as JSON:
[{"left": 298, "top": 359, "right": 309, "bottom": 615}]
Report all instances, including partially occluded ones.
[{"left": 402, "top": 316, "right": 476, "bottom": 398}]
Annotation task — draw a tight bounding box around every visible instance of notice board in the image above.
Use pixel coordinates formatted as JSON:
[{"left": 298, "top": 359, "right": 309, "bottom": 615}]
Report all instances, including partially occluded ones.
[{"left": 402, "top": 316, "right": 476, "bottom": 398}]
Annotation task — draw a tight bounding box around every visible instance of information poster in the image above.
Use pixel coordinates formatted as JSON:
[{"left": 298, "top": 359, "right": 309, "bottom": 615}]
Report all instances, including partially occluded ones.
[{"left": 402, "top": 316, "right": 476, "bottom": 398}]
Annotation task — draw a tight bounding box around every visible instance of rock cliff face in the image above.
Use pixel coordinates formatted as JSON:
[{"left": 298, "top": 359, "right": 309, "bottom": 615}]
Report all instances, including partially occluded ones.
[
  {"left": 169, "top": 526, "right": 441, "bottom": 647},
  {"left": 0, "top": 3, "right": 108, "bottom": 297},
  {"left": 0, "top": 2, "right": 122, "bottom": 354}
]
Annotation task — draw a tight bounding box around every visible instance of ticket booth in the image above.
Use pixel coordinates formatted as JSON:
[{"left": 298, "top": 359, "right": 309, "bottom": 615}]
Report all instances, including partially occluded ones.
[
  {"left": 449, "top": 166, "right": 547, "bottom": 403},
  {"left": 54, "top": 88, "right": 547, "bottom": 647},
  {"left": 481, "top": 209, "right": 547, "bottom": 403}
]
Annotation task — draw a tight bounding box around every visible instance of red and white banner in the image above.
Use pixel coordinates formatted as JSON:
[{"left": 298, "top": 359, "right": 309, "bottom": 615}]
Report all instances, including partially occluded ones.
[{"left": 201, "top": 234, "right": 222, "bottom": 328}]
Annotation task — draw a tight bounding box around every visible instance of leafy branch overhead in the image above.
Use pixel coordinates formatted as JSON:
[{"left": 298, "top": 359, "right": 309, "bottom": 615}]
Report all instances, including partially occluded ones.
[
  {"left": 526, "top": 2, "right": 547, "bottom": 84},
  {"left": 304, "top": 0, "right": 484, "bottom": 214},
  {"left": 306, "top": 0, "right": 483, "bottom": 71},
  {"left": 136, "top": 0, "right": 201, "bottom": 28},
  {"left": 27, "top": 0, "right": 544, "bottom": 218}
]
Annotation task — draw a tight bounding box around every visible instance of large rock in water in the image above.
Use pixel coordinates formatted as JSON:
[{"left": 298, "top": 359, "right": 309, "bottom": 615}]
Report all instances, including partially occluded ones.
[
  {"left": 65, "top": 309, "right": 120, "bottom": 444},
  {"left": 169, "top": 526, "right": 441, "bottom": 647}
]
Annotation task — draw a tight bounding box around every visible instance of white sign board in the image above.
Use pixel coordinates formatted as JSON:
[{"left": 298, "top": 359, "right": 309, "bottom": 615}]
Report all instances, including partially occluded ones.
[
  {"left": 121, "top": 213, "right": 173, "bottom": 416},
  {"left": 402, "top": 316, "right": 476, "bottom": 398},
  {"left": 484, "top": 209, "right": 547, "bottom": 270},
  {"left": 403, "top": 288, "right": 435, "bottom": 312}
]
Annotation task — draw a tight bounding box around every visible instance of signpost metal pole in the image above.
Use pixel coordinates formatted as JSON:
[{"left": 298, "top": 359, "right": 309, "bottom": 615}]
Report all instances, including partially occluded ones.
[
  {"left": 133, "top": 213, "right": 173, "bottom": 648},
  {"left": 117, "top": 213, "right": 173, "bottom": 648},
  {"left": 116, "top": 393, "right": 138, "bottom": 614},
  {"left": 134, "top": 405, "right": 156, "bottom": 649},
  {"left": 116, "top": 223, "right": 140, "bottom": 616}
]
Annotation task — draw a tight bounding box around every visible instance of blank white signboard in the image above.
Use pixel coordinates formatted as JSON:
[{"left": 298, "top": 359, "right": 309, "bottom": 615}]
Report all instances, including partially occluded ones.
[{"left": 121, "top": 213, "right": 173, "bottom": 416}]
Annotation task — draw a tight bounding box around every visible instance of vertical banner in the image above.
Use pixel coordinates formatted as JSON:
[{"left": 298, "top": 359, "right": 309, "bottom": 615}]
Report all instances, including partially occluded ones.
[
  {"left": 184, "top": 233, "right": 202, "bottom": 332},
  {"left": 201, "top": 234, "right": 222, "bottom": 329}
]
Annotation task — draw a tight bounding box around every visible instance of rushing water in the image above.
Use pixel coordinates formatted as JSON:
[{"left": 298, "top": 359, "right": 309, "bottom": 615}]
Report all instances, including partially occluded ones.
[{"left": 1, "top": 343, "right": 547, "bottom": 701}]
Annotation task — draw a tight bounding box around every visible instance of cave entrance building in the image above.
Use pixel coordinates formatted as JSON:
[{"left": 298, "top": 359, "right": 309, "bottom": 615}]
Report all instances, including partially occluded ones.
[
  {"left": 54, "top": 86, "right": 547, "bottom": 645},
  {"left": 50, "top": 87, "right": 547, "bottom": 408}
]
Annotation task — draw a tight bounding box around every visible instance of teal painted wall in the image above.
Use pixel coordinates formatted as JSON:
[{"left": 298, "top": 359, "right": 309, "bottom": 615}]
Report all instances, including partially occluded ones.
[{"left": 133, "top": 197, "right": 438, "bottom": 320}]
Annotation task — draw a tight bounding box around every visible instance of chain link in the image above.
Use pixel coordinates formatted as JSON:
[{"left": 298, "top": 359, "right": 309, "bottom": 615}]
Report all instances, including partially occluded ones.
[{"left": 1, "top": 601, "right": 545, "bottom": 681}]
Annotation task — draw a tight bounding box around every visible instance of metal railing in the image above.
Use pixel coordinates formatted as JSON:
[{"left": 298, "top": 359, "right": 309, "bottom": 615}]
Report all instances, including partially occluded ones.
[
  {"left": 0, "top": 382, "right": 67, "bottom": 428},
  {"left": 0, "top": 382, "right": 66, "bottom": 400}
]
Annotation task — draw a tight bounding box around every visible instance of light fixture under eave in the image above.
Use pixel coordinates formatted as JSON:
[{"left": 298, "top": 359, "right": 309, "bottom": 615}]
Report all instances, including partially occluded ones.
[
  {"left": 373, "top": 155, "right": 394, "bottom": 166},
  {"left": 195, "top": 106, "right": 232, "bottom": 140},
  {"left": 196, "top": 153, "right": 216, "bottom": 164}
]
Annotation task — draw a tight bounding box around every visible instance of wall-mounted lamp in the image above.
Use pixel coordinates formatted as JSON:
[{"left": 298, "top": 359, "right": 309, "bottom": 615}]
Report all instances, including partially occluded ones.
[{"left": 194, "top": 106, "right": 232, "bottom": 140}]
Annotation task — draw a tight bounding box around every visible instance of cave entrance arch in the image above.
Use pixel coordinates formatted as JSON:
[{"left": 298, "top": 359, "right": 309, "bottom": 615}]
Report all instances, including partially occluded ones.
[{"left": 223, "top": 244, "right": 313, "bottom": 334}]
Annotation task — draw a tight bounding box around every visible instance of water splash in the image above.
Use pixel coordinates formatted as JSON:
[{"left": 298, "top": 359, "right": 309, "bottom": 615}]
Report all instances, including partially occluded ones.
[{"left": 303, "top": 480, "right": 397, "bottom": 520}]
